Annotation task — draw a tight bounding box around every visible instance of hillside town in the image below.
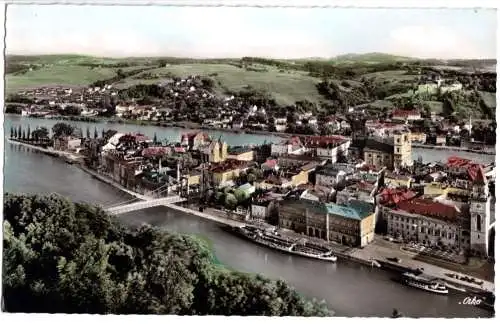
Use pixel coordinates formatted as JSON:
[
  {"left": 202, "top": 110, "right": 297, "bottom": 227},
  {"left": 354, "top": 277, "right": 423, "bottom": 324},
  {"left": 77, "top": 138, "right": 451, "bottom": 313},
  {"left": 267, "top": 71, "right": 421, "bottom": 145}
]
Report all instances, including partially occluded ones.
[{"left": 5, "top": 66, "right": 497, "bottom": 152}]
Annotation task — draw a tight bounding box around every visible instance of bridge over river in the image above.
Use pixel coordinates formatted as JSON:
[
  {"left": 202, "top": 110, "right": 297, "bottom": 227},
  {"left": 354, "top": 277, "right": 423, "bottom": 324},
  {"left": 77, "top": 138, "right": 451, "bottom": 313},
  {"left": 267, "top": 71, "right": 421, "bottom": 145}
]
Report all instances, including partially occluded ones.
[{"left": 105, "top": 195, "right": 186, "bottom": 215}]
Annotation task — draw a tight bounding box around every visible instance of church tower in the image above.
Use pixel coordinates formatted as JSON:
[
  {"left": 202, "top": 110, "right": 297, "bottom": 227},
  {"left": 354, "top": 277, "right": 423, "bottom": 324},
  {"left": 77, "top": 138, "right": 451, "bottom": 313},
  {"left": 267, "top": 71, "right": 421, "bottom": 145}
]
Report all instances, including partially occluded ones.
[
  {"left": 469, "top": 167, "right": 491, "bottom": 257},
  {"left": 393, "top": 130, "right": 412, "bottom": 170}
]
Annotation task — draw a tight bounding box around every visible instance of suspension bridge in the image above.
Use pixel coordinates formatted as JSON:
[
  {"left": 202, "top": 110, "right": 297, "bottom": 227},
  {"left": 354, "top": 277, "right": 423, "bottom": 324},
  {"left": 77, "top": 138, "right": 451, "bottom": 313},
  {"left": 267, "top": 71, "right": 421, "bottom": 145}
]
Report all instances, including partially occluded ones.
[
  {"left": 93, "top": 172, "right": 244, "bottom": 227},
  {"left": 100, "top": 182, "right": 186, "bottom": 215}
]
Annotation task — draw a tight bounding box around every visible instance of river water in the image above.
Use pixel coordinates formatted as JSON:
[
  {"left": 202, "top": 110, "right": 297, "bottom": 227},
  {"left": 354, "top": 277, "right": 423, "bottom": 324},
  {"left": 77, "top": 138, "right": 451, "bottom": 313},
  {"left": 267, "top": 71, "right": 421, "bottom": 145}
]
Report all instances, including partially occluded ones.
[{"left": 1, "top": 115, "right": 494, "bottom": 317}]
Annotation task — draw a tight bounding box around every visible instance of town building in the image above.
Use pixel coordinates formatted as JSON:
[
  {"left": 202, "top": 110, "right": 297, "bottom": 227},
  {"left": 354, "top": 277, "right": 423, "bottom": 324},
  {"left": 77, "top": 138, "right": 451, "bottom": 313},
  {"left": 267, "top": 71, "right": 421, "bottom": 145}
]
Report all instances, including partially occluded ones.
[
  {"left": 391, "top": 109, "right": 422, "bottom": 122},
  {"left": 301, "top": 136, "right": 351, "bottom": 163},
  {"left": 315, "top": 163, "right": 355, "bottom": 188},
  {"left": 363, "top": 130, "right": 412, "bottom": 170},
  {"left": 53, "top": 136, "right": 82, "bottom": 152},
  {"left": 200, "top": 139, "right": 228, "bottom": 163},
  {"left": 181, "top": 132, "right": 210, "bottom": 150},
  {"left": 209, "top": 160, "right": 250, "bottom": 187},
  {"left": 383, "top": 198, "right": 465, "bottom": 250},
  {"left": 278, "top": 198, "right": 375, "bottom": 247},
  {"left": 227, "top": 146, "right": 254, "bottom": 161},
  {"left": 271, "top": 137, "right": 304, "bottom": 156}
]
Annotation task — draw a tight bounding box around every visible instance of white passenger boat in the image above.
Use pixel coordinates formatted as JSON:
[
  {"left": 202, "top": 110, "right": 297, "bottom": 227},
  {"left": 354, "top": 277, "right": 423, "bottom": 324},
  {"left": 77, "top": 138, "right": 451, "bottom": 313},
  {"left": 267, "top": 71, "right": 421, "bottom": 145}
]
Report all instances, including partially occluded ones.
[
  {"left": 402, "top": 272, "right": 449, "bottom": 295},
  {"left": 226, "top": 225, "right": 337, "bottom": 263}
]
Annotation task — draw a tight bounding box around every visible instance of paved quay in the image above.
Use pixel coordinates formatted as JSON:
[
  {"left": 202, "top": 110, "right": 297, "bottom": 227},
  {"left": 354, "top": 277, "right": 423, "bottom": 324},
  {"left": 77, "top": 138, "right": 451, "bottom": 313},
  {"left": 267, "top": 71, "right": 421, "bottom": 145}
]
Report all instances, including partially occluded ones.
[{"left": 349, "top": 237, "right": 495, "bottom": 294}]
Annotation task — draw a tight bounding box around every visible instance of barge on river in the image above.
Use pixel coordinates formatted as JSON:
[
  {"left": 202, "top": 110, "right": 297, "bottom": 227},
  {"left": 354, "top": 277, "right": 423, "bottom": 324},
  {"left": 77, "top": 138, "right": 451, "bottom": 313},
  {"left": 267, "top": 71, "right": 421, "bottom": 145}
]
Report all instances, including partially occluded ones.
[
  {"left": 402, "top": 272, "right": 448, "bottom": 295},
  {"left": 225, "top": 225, "right": 337, "bottom": 263}
]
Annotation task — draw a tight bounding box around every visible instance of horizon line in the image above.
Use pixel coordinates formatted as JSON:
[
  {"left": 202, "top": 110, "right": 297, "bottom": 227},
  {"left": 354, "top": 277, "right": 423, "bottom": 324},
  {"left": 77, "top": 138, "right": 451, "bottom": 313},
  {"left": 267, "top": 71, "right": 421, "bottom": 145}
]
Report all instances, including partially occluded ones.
[{"left": 5, "top": 51, "right": 498, "bottom": 61}]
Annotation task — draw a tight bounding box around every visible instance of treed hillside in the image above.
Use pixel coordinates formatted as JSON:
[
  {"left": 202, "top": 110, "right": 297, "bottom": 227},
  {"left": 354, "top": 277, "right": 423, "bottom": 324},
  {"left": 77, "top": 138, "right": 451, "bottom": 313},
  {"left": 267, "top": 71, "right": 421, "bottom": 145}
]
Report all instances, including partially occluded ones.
[{"left": 2, "top": 193, "right": 333, "bottom": 316}]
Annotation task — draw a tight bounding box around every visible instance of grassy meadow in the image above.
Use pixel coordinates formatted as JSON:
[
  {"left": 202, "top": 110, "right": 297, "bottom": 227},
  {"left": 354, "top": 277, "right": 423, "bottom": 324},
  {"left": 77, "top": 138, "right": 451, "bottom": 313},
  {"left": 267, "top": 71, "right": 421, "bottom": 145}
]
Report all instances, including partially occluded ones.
[
  {"left": 6, "top": 65, "right": 118, "bottom": 93},
  {"left": 123, "top": 63, "right": 325, "bottom": 106}
]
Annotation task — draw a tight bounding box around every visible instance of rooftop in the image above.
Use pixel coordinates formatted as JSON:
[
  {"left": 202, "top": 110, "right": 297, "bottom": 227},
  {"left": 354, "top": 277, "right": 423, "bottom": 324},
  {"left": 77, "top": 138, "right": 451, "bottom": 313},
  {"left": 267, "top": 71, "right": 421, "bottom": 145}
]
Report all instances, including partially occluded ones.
[
  {"left": 378, "top": 188, "right": 417, "bottom": 206},
  {"left": 396, "top": 198, "right": 461, "bottom": 222},
  {"left": 326, "top": 200, "right": 374, "bottom": 221},
  {"left": 228, "top": 146, "right": 253, "bottom": 155}
]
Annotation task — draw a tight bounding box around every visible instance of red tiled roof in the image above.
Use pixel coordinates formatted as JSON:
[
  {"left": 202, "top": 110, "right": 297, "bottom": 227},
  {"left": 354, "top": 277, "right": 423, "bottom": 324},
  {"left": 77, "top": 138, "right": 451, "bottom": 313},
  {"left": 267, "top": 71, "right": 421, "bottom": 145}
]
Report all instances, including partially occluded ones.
[
  {"left": 142, "top": 147, "right": 171, "bottom": 158},
  {"left": 446, "top": 156, "right": 486, "bottom": 182},
  {"left": 174, "top": 147, "right": 186, "bottom": 153},
  {"left": 396, "top": 198, "right": 459, "bottom": 222},
  {"left": 301, "top": 135, "right": 348, "bottom": 146},
  {"left": 378, "top": 188, "right": 416, "bottom": 206},
  {"left": 392, "top": 109, "right": 420, "bottom": 118}
]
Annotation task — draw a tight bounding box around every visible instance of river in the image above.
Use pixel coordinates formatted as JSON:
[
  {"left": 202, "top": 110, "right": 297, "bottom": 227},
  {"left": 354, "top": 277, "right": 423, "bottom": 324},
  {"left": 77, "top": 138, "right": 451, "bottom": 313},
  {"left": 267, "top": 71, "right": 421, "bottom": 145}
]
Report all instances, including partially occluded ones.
[
  {"left": 4, "top": 114, "right": 496, "bottom": 164},
  {"left": 1, "top": 115, "right": 494, "bottom": 317}
]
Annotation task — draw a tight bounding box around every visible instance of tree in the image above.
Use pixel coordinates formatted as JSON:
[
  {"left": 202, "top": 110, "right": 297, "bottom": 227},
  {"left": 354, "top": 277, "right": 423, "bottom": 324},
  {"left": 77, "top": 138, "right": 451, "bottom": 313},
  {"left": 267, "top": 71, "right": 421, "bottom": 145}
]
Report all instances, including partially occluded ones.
[
  {"left": 86, "top": 127, "right": 91, "bottom": 139},
  {"left": 26, "top": 125, "right": 31, "bottom": 140},
  {"left": 3, "top": 193, "right": 333, "bottom": 316},
  {"left": 94, "top": 127, "right": 99, "bottom": 139},
  {"left": 13, "top": 127, "right": 17, "bottom": 138},
  {"left": 17, "top": 125, "right": 22, "bottom": 139},
  {"left": 233, "top": 189, "right": 248, "bottom": 204},
  {"left": 52, "top": 122, "right": 74, "bottom": 138},
  {"left": 153, "top": 132, "right": 158, "bottom": 144},
  {"left": 224, "top": 193, "right": 238, "bottom": 210},
  {"left": 10, "top": 126, "right": 14, "bottom": 138},
  {"left": 31, "top": 127, "right": 50, "bottom": 143},
  {"left": 101, "top": 129, "right": 105, "bottom": 139}
]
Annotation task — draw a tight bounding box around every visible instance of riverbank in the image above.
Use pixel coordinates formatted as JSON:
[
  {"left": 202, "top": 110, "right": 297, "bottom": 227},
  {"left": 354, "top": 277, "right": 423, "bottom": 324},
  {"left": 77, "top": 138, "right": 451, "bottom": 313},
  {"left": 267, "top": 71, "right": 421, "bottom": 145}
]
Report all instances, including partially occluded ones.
[
  {"left": 412, "top": 143, "right": 495, "bottom": 156},
  {"left": 7, "top": 138, "right": 83, "bottom": 162},
  {"left": 7, "top": 137, "right": 495, "bottom": 296}
]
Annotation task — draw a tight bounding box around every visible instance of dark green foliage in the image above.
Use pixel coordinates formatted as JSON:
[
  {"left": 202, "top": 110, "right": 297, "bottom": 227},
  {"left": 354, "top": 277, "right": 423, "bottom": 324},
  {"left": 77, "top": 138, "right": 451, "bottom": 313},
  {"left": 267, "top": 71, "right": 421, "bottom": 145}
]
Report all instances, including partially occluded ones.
[
  {"left": 52, "top": 122, "right": 75, "bottom": 138},
  {"left": 31, "top": 127, "right": 49, "bottom": 142},
  {"left": 94, "top": 127, "right": 99, "bottom": 139},
  {"left": 3, "top": 193, "right": 333, "bottom": 316}
]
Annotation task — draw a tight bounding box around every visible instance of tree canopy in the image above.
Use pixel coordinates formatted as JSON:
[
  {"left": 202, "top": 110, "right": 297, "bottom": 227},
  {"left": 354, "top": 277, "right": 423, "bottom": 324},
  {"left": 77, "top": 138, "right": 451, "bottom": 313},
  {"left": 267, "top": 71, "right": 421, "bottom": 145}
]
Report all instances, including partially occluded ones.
[
  {"left": 52, "top": 122, "right": 75, "bottom": 138},
  {"left": 3, "top": 193, "right": 333, "bottom": 316}
]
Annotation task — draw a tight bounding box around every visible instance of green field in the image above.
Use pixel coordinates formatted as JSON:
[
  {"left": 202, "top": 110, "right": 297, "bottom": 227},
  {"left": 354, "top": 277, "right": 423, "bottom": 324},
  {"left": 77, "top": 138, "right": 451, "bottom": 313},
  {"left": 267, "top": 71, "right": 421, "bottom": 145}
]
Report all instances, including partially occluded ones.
[
  {"left": 6, "top": 65, "right": 118, "bottom": 93},
  {"left": 359, "top": 69, "right": 419, "bottom": 83},
  {"left": 5, "top": 54, "right": 495, "bottom": 117},
  {"left": 121, "top": 63, "right": 324, "bottom": 106}
]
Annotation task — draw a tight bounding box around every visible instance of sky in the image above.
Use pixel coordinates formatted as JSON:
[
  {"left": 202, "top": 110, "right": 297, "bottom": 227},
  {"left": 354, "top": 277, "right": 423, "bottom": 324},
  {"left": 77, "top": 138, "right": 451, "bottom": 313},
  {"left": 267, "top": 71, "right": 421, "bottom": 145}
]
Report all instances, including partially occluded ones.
[{"left": 5, "top": 5, "right": 497, "bottom": 59}]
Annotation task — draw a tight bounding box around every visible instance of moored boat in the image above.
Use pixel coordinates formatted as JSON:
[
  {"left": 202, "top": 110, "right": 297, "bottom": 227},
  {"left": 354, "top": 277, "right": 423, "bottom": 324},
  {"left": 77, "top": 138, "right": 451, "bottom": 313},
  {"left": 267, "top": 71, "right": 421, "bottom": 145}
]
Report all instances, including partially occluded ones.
[
  {"left": 225, "top": 225, "right": 337, "bottom": 262},
  {"left": 402, "top": 272, "right": 448, "bottom": 295}
]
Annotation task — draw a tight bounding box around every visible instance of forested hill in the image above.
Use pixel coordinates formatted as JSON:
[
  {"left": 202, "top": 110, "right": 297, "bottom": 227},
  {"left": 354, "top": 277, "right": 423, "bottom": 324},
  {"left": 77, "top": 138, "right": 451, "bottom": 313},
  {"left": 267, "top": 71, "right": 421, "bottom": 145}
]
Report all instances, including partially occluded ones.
[{"left": 2, "top": 193, "right": 333, "bottom": 316}]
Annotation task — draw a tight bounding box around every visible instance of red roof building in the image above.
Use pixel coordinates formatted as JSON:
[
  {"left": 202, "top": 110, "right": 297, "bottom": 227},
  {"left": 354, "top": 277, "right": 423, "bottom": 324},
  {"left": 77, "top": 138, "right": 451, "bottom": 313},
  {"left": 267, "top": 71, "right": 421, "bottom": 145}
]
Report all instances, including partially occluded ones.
[
  {"left": 395, "top": 198, "right": 460, "bottom": 223},
  {"left": 392, "top": 109, "right": 421, "bottom": 119},
  {"left": 142, "top": 147, "right": 171, "bottom": 158},
  {"left": 301, "top": 135, "right": 348, "bottom": 148},
  {"left": 378, "top": 188, "right": 417, "bottom": 206},
  {"left": 446, "top": 156, "right": 486, "bottom": 183}
]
